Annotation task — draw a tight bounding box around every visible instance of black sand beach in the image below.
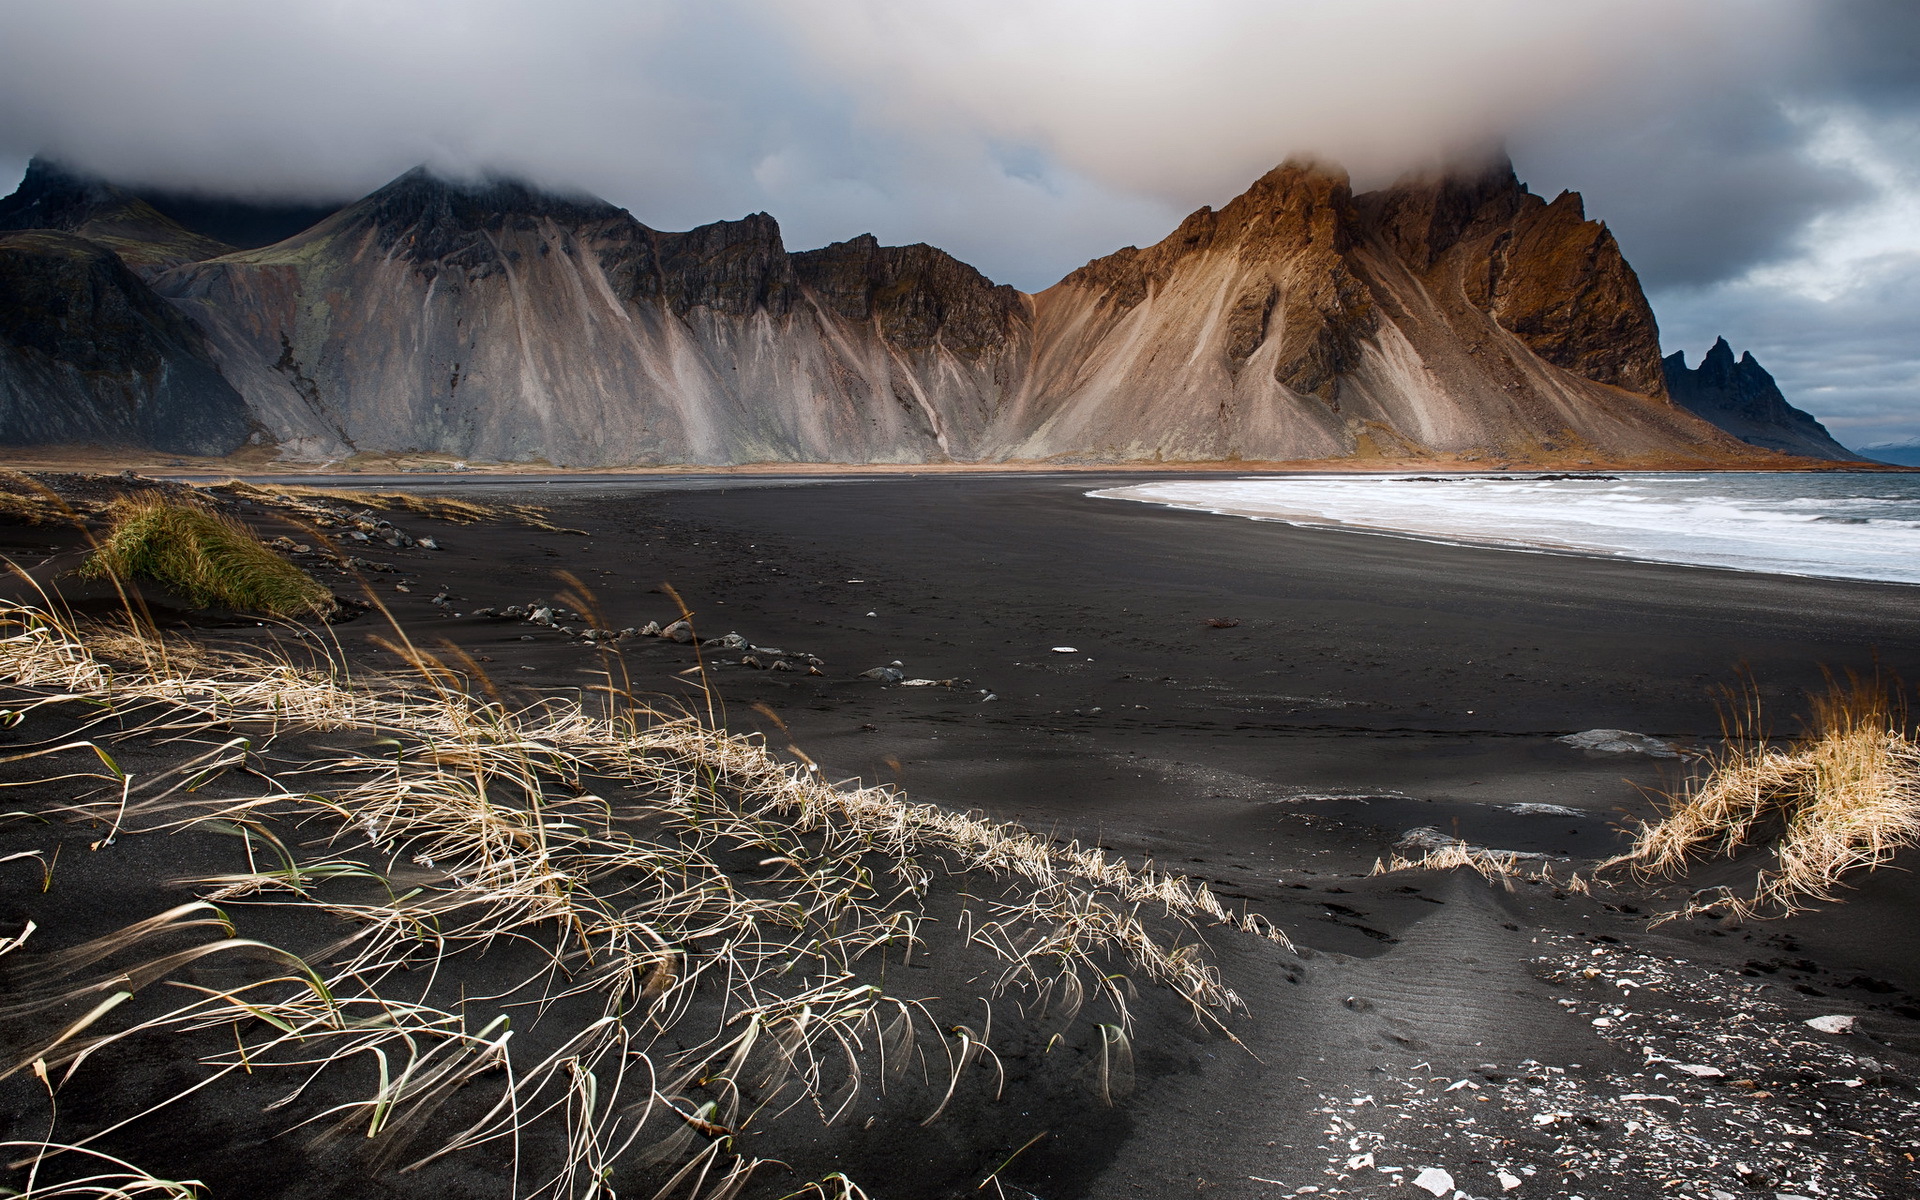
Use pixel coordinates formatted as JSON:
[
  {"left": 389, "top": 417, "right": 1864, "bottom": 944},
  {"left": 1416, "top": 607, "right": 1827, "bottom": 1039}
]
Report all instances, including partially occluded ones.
[{"left": 5, "top": 471, "right": 1919, "bottom": 1199}]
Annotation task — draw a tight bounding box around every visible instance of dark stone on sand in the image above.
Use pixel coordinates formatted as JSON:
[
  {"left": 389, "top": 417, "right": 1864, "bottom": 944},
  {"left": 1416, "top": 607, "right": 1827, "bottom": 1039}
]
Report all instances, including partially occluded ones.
[{"left": 1557, "top": 729, "right": 1679, "bottom": 757}]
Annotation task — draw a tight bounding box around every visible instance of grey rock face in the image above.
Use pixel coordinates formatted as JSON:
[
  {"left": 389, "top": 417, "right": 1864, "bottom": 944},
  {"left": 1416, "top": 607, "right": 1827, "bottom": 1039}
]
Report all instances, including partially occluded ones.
[
  {"left": 0, "top": 230, "right": 252, "bottom": 455},
  {"left": 1663, "top": 338, "right": 1863, "bottom": 462}
]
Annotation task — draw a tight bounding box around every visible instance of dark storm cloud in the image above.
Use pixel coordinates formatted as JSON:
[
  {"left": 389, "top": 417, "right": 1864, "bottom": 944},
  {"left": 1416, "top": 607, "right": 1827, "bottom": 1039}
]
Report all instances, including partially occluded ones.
[
  {"left": 1510, "top": 94, "right": 1869, "bottom": 290},
  {"left": 1820, "top": 0, "right": 1920, "bottom": 107}
]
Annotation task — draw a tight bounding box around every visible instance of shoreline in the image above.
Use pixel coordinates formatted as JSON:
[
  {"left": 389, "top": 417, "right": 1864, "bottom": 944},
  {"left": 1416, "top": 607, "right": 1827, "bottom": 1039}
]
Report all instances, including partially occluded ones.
[
  {"left": 2, "top": 444, "right": 1909, "bottom": 480},
  {"left": 1087, "top": 476, "right": 1920, "bottom": 589},
  {"left": 3, "top": 470, "right": 1917, "bottom": 1198}
]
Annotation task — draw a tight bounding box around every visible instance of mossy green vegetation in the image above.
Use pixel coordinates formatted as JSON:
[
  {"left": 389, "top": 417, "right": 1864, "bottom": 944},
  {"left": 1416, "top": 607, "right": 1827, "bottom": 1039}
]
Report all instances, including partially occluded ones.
[{"left": 82, "top": 496, "right": 333, "bottom": 617}]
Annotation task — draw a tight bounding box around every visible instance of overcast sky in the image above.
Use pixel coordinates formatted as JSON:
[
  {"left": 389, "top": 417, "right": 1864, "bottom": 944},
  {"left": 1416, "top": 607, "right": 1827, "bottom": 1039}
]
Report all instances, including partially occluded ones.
[{"left": 1, "top": 0, "right": 1915, "bottom": 447}]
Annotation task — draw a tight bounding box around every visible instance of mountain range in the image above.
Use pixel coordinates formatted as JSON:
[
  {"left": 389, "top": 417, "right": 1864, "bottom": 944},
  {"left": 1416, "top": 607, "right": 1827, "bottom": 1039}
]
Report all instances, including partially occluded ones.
[{"left": 0, "top": 156, "right": 1858, "bottom": 467}]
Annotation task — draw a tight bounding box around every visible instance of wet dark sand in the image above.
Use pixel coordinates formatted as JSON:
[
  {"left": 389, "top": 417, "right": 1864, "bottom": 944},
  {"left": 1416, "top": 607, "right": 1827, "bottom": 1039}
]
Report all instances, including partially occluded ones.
[
  {"left": 7, "top": 471, "right": 1920, "bottom": 1198},
  {"left": 381, "top": 473, "right": 1920, "bottom": 946}
]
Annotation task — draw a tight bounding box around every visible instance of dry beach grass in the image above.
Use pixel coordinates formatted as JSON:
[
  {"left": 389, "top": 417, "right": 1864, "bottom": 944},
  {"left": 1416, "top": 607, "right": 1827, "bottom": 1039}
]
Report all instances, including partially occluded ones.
[
  {"left": 0, "top": 598, "right": 1276, "bottom": 1198},
  {"left": 1608, "top": 674, "right": 1920, "bottom": 920}
]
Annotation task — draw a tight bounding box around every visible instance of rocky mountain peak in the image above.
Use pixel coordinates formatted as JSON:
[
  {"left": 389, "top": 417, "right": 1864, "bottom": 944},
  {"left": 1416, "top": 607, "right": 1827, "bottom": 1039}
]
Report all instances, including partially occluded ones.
[
  {"left": 1058, "top": 157, "right": 1359, "bottom": 316},
  {"left": 354, "top": 167, "right": 632, "bottom": 265},
  {"left": 1664, "top": 339, "right": 1861, "bottom": 461},
  {"left": 0, "top": 157, "right": 234, "bottom": 272},
  {"left": 0, "top": 158, "right": 125, "bottom": 229},
  {"left": 1348, "top": 154, "right": 1667, "bottom": 399}
]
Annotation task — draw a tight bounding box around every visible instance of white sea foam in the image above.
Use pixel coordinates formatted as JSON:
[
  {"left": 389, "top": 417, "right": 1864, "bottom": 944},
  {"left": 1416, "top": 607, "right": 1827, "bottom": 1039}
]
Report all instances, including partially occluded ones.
[{"left": 1091, "top": 473, "right": 1920, "bottom": 585}]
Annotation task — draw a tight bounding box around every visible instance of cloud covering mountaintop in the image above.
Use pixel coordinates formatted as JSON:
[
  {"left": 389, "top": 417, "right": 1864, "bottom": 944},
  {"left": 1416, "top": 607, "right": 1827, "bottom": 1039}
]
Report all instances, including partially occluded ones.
[{"left": 1, "top": 0, "right": 1915, "bottom": 442}]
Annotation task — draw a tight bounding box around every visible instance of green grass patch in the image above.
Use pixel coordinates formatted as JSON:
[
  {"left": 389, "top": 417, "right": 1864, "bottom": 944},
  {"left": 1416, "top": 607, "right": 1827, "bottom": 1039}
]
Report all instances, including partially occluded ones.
[{"left": 83, "top": 497, "right": 334, "bottom": 618}]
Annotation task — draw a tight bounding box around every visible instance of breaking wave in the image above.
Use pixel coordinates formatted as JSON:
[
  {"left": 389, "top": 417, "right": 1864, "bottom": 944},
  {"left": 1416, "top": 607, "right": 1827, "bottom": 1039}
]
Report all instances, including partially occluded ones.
[{"left": 1091, "top": 472, "right": 1920, "bottom": 585}]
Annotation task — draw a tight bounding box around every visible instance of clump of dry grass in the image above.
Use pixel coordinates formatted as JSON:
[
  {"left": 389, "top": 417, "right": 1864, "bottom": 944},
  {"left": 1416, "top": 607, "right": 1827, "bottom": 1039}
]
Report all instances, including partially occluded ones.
[
  {"left": 80, "top": 497, "right": 333, "bottom": 618},
  {"left": 1371, "top": 841, "right": 1534, "bottom": 886},
  {"left": 0, "top": 602, "right": 1276, "bottom": 1198},
  {"left": 1606, "top": 674, "right": 1920, "bottom": 920},
  {"left": 1368, "top": 839, "right": 1582, "bottom": 891},
  {"left": 208, "top": 480, "right": 578, "bottom": 533}
]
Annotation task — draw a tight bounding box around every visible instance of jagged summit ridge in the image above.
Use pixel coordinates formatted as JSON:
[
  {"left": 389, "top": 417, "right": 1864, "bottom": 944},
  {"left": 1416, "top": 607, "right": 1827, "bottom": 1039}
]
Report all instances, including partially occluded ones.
[
  {"left": 792, "top": 233, "right": 1026, "bottom": 356},
  {"left": 1664, "top": 337, "right": 1862, "bottom": 461},
  {"left": 1001, "top": 153, "right": 1712, "bottom": 464},
  {"left": 0, "top": 154, "right": 1840, "bottom": 465}
]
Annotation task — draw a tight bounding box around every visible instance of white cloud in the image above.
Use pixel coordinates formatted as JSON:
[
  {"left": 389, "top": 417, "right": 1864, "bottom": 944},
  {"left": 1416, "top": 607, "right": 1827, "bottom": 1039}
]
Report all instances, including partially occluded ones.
[{"left": 0, "top": 0, "right": 1821, "bottom": 288}]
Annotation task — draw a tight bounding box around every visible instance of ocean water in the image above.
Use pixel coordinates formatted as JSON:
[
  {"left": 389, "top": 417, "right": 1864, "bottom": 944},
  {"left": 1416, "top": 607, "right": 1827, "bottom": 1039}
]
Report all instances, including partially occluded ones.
[{"left": 1091, "top": 472, "right": 1920, "bottom": 585}]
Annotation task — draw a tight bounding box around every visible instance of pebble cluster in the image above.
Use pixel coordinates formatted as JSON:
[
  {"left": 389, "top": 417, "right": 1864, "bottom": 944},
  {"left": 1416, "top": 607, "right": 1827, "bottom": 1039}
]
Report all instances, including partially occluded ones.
[{"left": 1276, "top": 934, "right": 1916, "bottom": 1198}]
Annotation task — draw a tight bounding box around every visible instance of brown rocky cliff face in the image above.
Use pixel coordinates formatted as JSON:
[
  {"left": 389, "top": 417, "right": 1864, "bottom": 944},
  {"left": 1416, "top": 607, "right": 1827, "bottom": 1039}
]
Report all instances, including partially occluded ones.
[
  {"left": 638, "top": 213, "right": 800, "bottom": 318},
  {"left": 1054, "top": 160, "right": 1376, "bottom": 402},
  {"left": 1359, "top": 163, "right": 1669, "bottom": 400},
  {"left": 1231, "top": 163, "right": 1376, "bottom": 401},
  {"left": 792, "top": 234, "right": 1026, "bottom": 356}
]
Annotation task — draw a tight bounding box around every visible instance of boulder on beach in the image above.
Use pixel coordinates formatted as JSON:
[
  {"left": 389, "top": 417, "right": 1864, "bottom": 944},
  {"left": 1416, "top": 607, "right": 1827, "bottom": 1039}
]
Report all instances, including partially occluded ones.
[{"left": 1557, "top": 729, "right": 1680, "bottom": 757}]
